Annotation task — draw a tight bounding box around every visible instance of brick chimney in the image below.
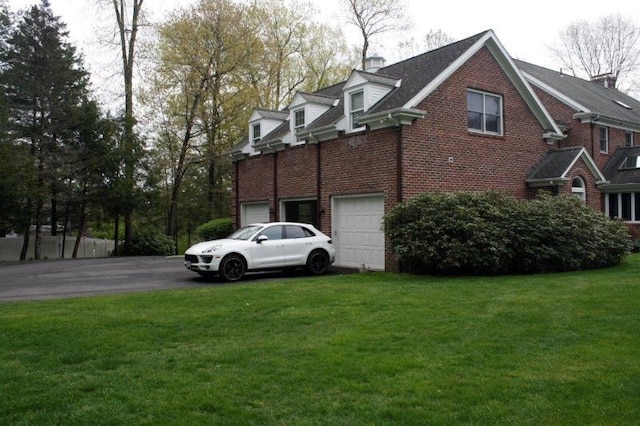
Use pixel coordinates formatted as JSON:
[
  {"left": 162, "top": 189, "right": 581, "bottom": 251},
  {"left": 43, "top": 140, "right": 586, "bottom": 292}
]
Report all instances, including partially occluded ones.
[{"left": 590, "top": 73, "right": 617, "bottom": 89}]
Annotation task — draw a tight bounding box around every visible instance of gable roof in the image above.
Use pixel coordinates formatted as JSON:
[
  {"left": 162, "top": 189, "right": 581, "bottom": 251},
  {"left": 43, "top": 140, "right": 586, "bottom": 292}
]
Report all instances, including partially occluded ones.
[
  {"left": 301, "top": 30, "right": 563, "bottom": 140},
  {"left": 250, "top": 108, "right": 288, "bottom": 122},
  {"left": 527, "top": 146, "right": 607, "bottom": 186},
  {"left": 516, "top": 60, "right": 640, "bottom": 131}
]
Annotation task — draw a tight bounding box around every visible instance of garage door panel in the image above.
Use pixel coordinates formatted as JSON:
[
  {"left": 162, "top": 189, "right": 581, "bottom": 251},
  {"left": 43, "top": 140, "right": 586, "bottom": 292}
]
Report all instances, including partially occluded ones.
[
  {"left": 334, "top": 195, "right": 384, "bottom": 270},
  {"left": 241, "top": 203, "right": 270, "bottom": 226}
]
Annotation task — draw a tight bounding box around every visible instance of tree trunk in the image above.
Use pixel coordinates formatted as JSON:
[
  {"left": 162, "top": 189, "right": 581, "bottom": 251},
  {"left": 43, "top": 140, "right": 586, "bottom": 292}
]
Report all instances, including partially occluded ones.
[{"left": 72, "top": 198, "right": 86, "bottom": 259}]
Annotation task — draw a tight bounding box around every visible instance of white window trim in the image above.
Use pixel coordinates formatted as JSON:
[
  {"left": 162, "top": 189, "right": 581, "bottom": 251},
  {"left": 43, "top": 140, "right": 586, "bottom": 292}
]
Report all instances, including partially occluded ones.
[
  {"left": 252, "top": 123, "right": 261, "bottom": 144},
  {"left": 626, "top": 131, "right": 634, "bottom": 147},
  {"left": 571, "top": 177, "right": 586, "bottom": 203},
  {"left": 599, "top": 126, "right": 609, "bottom": 153},
  {"left": 467, "top": 89, "right": 503, "bottom": 136},
  {"left": 606, "top": 192, "right": 640, "bottom": 223},
  {"left": 348, "top": 90, "right": 365, "bottom": 132},
  {"left": 293, "top": 108, "right": 305, "bottom": 143}
]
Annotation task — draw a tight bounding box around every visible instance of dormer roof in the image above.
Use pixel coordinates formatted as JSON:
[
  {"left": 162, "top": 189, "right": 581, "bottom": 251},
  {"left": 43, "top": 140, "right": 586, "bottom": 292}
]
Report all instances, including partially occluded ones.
[{"left": 249, "top": 108, "right": 288, "bottom": 122}]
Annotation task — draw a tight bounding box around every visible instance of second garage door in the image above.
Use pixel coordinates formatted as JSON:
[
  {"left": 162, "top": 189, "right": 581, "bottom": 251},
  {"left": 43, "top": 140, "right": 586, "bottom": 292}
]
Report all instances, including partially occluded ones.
[
  {"left": 240, "top": 202, "right": 270, "bottom": 226},
  {"left": 332, "top": 195, "right": 385, "bottom": 270}
]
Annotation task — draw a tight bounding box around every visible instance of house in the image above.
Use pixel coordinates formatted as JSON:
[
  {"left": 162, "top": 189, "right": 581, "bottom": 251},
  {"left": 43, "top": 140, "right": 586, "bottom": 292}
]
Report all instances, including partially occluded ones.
[{"left": 229, "top": 29, "right": 640, "bottom": 271}]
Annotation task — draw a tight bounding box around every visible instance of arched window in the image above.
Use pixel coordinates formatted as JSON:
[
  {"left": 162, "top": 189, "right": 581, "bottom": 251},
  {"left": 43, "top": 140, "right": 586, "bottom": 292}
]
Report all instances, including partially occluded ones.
[{"left": 572, "top": 177, "right": 586, "bottom": 203}]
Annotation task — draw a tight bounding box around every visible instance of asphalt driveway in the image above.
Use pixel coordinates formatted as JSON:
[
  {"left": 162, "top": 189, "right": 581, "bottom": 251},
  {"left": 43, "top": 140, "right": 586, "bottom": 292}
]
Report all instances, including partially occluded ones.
[{"left": 0, "top": 256, "right": 354, "bottom": 302}]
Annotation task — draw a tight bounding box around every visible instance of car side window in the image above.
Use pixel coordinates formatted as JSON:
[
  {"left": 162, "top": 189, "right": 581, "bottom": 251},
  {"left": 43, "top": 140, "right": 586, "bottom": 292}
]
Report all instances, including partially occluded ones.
[
  {"left": 258, "top": 225, "right": 283, "bottom": 240},
  {"left": 284, "top": 225, "right": 307, "bottom": 239}
]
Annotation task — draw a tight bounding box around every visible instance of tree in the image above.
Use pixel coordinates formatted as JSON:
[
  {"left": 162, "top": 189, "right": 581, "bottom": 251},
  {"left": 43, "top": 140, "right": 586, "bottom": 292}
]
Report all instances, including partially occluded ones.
[
  {"left": 343, "top": 0, "right": 409, "bottom": 70},
  {"left": 396, "top": 29, "right": 455, "bottom": 59},
  {"left": 110, "top": 0, "right": 145, "bottom": 255},
  {"left": 144, "top": 0, "right": 260, "bottom": 249},
  {"left": 3, "top": 0, "right": 90, "bottom": 260},
  {"left": 550, "top": 14, "right": 640, "bottom": 91}
]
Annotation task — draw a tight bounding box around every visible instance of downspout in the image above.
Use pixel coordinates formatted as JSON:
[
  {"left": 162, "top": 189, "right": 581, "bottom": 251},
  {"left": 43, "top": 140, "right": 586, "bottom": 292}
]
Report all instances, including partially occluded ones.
[
  {"left": 590, "top": 114, "right": 600, "bottom": 158},
  {"left": 396, "top": 125, "right": 403, "bottom": 203},
  {"left": 316, "top": 141, "right": 322, "bottom": 229},
  {"left": 234, "top": 161, "right": 240, "bottom": 228},
  {"left": 590, "top": 121, "right": 595, "bottom": 158},
  {"left": 273, "top": 153, "right": 278, "bottom": 222}
]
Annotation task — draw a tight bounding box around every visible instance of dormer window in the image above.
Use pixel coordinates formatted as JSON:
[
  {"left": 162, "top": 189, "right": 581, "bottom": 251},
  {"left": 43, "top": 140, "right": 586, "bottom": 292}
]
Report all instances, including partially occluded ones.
[
  {"left": 350, "top": 90, "right": 364, "bottom": 130},
  {"left": 294, "top": 108, "right": 305, "bottom": 139},
  {"left": 252, "top": 123, "right": 261, "bottom": 143}
]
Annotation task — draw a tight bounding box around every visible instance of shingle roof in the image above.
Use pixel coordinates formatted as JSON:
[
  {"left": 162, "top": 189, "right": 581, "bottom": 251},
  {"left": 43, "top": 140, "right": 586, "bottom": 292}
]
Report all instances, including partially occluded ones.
[
  {"left": 368, "top": 31, "right": 489, "bottom": 113},
  {"left": 253, "top": 108, "right": 289, "bottom": 120},
  {"left": 254, "top": 120, "right": 290, "bottom": 147},
  {"left": 516, "top": 60, "right": 640, "bottom": 125},
  {"left": 304, "top": 30, "right": 490, "bottom": 132},
  {"left": 602, "top": 146, "right": 640, "bottom": 185},
  {"left": 527, "top": 146, "right": 584, "bottom": 180}
]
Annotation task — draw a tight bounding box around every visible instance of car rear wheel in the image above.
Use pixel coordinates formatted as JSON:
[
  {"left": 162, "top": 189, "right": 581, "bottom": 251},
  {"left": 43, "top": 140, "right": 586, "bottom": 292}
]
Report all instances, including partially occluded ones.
[
  {"left": 219, "top": 254, "right": 246, "bottom": 282},
  {"left": 307, "top": 249, "right": 330, "bottom": 275}
]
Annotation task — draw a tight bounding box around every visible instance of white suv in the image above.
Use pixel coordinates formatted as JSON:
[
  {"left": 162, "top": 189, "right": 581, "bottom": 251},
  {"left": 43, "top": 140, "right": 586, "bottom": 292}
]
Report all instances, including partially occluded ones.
[{"left": 184, "top": 222, "right": 336, "bottom": 281}]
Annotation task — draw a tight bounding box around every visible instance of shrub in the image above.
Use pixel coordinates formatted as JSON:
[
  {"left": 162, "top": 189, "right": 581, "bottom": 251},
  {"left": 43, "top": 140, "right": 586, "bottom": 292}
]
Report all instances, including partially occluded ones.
[
  {"left": 117, "top": 228, "right": 175, "bottom": 256},
  {"left": 196, "top": 218, "right": 234, "bottom": 241},
  {"left": 384, "top": 191, "right": 631, "bottom": 275}
]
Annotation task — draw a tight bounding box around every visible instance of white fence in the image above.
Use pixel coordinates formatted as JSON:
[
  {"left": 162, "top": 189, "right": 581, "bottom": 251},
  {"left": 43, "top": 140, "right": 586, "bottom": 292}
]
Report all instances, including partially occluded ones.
[{"left": 0, "top": 235, "right": 115, "bottom": 262}]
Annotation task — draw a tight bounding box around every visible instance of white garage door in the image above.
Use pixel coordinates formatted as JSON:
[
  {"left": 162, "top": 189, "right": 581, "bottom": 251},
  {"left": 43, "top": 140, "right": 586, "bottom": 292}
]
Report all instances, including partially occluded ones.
[
  {"left": 241, "top": 202, "right": 270, "bottom": 226},
  {"left": 333, "top": 195, "right": 385, "bottom": 270}
]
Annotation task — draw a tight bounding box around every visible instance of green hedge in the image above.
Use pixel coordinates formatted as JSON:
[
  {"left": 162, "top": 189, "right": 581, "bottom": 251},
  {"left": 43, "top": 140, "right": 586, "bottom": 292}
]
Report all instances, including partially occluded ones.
[
  {"left": 117, "top": 228, "right": 175, "bottom": 256},
  {"left": 196, "top": 218, "right": 234, "bottom": 241},
  {"left": 384, "top": 191, "right": 631, "bottom": 275}
]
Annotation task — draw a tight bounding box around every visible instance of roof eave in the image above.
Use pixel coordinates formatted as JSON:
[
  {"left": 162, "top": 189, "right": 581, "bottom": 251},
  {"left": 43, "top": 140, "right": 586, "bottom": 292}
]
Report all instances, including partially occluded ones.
[
  {"left": 526, "top": 177, "right": 570, "bottom": 187},
  {"left": 358, "top": 108, "right": 426, "bottom": 130}
]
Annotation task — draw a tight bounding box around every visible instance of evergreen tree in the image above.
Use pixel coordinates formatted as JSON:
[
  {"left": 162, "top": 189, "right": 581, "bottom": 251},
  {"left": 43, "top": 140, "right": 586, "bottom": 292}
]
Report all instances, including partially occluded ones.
[{"left": 3, "top": 0, "right": 90, "bottom": 260}]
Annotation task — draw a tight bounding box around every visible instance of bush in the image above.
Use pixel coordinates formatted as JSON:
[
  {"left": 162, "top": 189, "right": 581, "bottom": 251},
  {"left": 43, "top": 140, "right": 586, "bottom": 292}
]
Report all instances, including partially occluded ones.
[
  {"left": 384, "top": 191, "right": 631, "bottom": 275},
  {"left": 196, "top": 218, "right": 234, "bottom": 241},
  {"left": 117, "top": 228, "right": 175, "bottom": 256}
]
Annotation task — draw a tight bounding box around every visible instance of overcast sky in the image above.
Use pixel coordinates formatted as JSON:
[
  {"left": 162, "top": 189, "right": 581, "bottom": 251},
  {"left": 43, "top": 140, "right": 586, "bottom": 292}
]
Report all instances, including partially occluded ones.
[{"left": 6, "top": 0, "right": 640, "bottom": 104}]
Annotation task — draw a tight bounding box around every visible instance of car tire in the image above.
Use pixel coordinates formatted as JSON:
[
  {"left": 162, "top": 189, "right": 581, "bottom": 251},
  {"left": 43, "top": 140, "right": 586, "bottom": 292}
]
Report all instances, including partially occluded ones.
[
  {"left": 306, "top": 249, "right": 330, "bottom": 275},
  {"left": 219, "top": 254, "right": 246, "bottom": 282}
]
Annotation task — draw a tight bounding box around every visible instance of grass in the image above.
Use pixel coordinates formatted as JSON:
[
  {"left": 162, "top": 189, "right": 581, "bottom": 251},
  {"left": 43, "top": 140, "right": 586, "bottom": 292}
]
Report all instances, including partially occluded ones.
[{"left": 1, "top": 255, "right": 640, "bottom": 425}]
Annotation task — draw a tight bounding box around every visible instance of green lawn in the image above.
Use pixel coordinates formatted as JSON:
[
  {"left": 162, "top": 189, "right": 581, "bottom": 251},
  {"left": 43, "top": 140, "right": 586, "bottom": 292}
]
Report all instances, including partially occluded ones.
[{"left": 2, "top": 255, "right": 640, "bottom": 425}]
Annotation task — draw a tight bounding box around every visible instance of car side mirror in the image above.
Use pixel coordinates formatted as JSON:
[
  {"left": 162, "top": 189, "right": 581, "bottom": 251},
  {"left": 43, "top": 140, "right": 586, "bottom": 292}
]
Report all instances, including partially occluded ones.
[{"left": 256, "top": 235, "right": 269, "bottom": 244}]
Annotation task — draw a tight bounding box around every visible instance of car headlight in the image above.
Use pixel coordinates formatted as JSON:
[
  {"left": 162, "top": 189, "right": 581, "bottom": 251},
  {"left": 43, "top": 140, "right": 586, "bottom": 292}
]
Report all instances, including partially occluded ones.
[{"left": 201, "top": 244, "right": 222, "bottom": 254}]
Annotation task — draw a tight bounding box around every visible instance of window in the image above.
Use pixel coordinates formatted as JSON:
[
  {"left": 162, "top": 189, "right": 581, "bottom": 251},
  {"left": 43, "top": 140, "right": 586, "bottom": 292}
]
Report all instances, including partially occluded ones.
[
  {"left": 606, "top": 193, "right": 640, "bottom": 222},
  {"left": 257, "top": 225, "right": 283, "bottom": 240},
  {"left": 294, "top": 109, "right": 305, "bottom": 141},
  {"left": 467, "top": 90, "right": 503, "bottom": 135},
  {"left": 599, "top": 126, "right": 609, "bottom": 153},
  {"left": 284, "top": 225, "right": 314, "bottom": 239},
  {"left": 252, "top": 123, "right": 261, "bottom": 143},
  {"left": 571, "top": 177, "right": 586, "bottom": 203},
  {"left": 626, "top": 131, "right": 634, "bottom": 147},
  {"left": 620, "top": 155, "right": 640, "bottom": 170},
  {"left": 350, "top": 90, "right": 364, "bottom": 130}
]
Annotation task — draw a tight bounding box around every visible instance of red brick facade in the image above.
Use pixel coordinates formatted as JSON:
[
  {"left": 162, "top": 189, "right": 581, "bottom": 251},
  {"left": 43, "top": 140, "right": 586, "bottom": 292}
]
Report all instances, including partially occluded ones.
[{"left": 232, "top": 43, "right": 631, "bottom": 270}]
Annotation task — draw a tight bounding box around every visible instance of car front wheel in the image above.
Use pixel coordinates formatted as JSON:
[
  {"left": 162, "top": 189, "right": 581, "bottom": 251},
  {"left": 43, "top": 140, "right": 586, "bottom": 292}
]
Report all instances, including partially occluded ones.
[
  {"left": 219, "top": 254, "right": 246, "bottom": 282},
  {"left": 307, "top": 249, "right": 330, "bottom": 275}
]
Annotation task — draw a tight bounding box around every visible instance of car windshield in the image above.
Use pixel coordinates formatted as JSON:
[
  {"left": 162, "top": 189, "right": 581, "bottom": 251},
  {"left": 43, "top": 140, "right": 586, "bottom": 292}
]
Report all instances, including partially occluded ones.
[{"left": 228, "top": 225, "right": 263, "bottom": 240}]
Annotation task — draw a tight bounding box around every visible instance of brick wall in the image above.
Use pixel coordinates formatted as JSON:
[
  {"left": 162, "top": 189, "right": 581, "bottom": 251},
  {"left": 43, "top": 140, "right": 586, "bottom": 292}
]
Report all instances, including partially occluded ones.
[
  {"left": 232, "top": 46, "right": 614, "bottom": 270},
  {"left": 402, "top": 47, "right": 549, "bottom": 200}
]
